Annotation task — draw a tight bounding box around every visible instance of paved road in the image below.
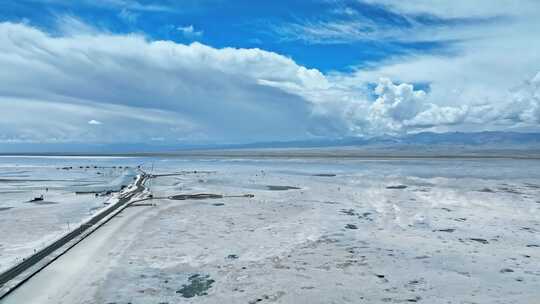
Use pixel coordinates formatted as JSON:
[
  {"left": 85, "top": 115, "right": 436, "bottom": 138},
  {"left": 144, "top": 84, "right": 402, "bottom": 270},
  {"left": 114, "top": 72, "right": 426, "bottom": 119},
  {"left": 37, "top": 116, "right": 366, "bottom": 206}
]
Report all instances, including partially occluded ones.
[
  {"left": 1, "top": 205, "right": 152, "bottom": 304},
  {"left": 0, "top": 174, "right": 149, "bottom": 299}
]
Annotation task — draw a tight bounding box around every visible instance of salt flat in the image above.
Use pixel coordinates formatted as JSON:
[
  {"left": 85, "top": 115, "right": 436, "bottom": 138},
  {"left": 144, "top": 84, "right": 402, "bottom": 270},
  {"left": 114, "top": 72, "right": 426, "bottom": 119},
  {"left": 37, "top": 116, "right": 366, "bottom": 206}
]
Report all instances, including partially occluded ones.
[
  {"left": 2, "top": 157, "right": 540, "bottom": 303},
  {"left": 0, "top": 156, "right": 138, "bottom": 273}
]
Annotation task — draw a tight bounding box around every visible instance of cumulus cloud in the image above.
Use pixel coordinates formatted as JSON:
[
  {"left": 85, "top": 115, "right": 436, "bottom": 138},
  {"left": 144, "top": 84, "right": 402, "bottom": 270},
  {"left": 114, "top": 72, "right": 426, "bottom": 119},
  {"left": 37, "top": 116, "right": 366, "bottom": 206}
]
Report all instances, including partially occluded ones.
[
  {"left": 304, "top": 78, "right": 470, "bottom": 135},
  {"left": 0, "top": 19, "right": 538, "bottom": 144},
  {"left": 365, "top": 79, "right": 426, "bottom": 133},
  {"left": 366, "top": 80, "right": 467, "bottom": 130},
  {"left": 372, "top": 79, "right": 426, "bottom": 122},
  {"left": 504, "top": 71, "right": 540, "bottom": 124},
  {"left": 0, "top": 22, "right": 316, "bottom": 143},
  {"left": 273, "top": 1, "right": 540, "bottom": 134},
  {"left": 335, "top": 1, "right": 540, "bottom": 130}
]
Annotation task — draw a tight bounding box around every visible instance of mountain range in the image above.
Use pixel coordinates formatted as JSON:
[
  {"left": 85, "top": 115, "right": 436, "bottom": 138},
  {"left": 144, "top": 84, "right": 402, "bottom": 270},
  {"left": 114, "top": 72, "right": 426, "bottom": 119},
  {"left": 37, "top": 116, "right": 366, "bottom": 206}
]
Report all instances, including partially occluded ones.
[{"left": 1, "top": 131, "right": 540, "bottom": 155}]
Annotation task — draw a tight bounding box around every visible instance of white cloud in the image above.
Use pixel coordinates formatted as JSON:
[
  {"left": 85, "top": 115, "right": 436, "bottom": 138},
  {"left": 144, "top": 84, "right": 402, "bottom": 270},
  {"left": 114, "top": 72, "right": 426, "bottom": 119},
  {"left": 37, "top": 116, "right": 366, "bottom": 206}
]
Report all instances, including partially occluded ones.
[
  {"left": 304, "top": 1, "right": 540, "bottom": 133},
  {"left": 54, "top": 15, "right": 101, "bottom": 36},
  {"left": 0, "top": 17, "right": 538, "bottom": 144},
  {"left": 0, "top": 22, "right": 316, "bottom": 143},
  {"left": 506, "top": 71, "right": 540, "bottom": 124},
  {"left": 88, "top": 120, "right": 102, "bottom": 125},
  {"left": 373, "top": 78, "right": 426, "bottom": 122},
  {"left": 275, "top": 0, "right": 540, "bottom": 46},
  {"left": 273, "top": 19, "right": 379, "bottom": 44},
  {"left": 177, "top": 25, "right": 203, "bottom": 38},
  {"left": 404, "top": 105, "right": 468, "bottom": 128},
  {"left": 0, "top": 96, "right": 197, "bottom": 143},
  {"left": 360, "top": 0, "right": 539, "bottom": 19},
  {"left": 30, "top": 0, "right": 175, "bottom": 13},
  {"left": 118, "top": 8, "right": 139, "bottom": 24},
  {"left": 272, "top": 0, "right": 540, "bottom": 112},
  {"left": 304, "top": 78, "right": 470, "bottom": 135}
]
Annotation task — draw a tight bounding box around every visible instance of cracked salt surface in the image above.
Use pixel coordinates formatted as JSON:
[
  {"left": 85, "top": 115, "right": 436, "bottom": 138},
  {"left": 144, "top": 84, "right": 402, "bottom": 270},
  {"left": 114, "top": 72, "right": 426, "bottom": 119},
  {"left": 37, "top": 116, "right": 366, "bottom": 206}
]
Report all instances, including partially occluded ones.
[{"left": 3, "top": 157, "right": 540, "bottom": 303}]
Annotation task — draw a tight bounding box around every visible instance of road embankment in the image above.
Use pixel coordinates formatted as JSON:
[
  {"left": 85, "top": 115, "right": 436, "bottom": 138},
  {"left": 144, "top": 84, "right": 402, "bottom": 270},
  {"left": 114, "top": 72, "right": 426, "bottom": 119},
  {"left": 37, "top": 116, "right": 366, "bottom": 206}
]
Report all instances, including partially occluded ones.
[{"left": 0, "top": 174, "right": 149, "bottom": 299}]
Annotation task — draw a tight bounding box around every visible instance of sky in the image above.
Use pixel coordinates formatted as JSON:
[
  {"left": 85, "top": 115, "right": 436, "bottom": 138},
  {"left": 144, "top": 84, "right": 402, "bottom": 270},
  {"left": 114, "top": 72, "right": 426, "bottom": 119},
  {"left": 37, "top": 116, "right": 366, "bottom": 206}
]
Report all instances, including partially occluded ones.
[{"left": 0, "top": 0, "right": 539, "bottom": 145}]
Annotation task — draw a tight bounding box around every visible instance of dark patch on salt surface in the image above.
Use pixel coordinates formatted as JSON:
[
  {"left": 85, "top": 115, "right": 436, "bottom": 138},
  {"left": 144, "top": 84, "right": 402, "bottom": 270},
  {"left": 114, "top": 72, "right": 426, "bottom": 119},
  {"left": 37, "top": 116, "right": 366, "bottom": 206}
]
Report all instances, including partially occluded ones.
[
  {"left": 386, "top": 185, "right": 407, "bottom": 189},
  {"left": 340, "top": 209, "right": 357, "bottom": 216},
  {"left": 457, "top": 271, "right": 471, "bottom": 277},
  {"left": 0, "top": 207, "right": 13, "bottom": 211},
  {"left": 27, "top": 200, "right": 58, "bottom": 205},
  {"left": 358, "top": 212, "right": 373, "bottom": 221},
  {"left": 176, "top": 274, "right": 215, "bottom": 298},
  {"left": 266, "top": 185, "right": 301, "bottom": 191},
  {"left": 345, "top": 224, "right": 358, "bottom": 230},
  {"left": 497, "top": 186, "right": 524, "bottom": 195},
  {"left": 406, "top": 296, "right": 422, "bottom": 302},
  {"left": 248, "top": 292, "right": 286, "bottom": 304},
  {"left": 435, "top": 228, "right": 455, "bottom": 233},
  {"left": 169, "top": 193, "right": 223, "bottom": 200},
  {"left": 500, "top": 268, "right": 514, "bottom": 273},
  {"left": 312, "top": 173, "right": 336, "bottom": 177},
  {"left": 520, "top": 227, "right": 536, "bottom": 233},
  {"left": 469, "top": 238, "right": 489, "bottom": 244}
]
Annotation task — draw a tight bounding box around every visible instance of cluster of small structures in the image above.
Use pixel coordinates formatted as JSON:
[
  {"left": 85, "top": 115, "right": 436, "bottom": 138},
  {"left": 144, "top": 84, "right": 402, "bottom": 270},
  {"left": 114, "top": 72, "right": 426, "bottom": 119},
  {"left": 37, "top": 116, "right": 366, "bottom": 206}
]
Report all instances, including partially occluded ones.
[{"left": 58, "top": 165, "right": 140, "bottom": 170}]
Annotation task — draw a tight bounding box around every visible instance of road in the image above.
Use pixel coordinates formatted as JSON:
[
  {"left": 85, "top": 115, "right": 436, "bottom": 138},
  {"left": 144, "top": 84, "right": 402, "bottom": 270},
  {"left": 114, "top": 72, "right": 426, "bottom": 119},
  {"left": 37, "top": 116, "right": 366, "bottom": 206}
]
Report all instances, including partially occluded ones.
[
  {"left": 0, "top": 174, "right": 149, "bottom": 301},
  {"left": 1, "top": 204, "right": 153, "bottom": 304}
]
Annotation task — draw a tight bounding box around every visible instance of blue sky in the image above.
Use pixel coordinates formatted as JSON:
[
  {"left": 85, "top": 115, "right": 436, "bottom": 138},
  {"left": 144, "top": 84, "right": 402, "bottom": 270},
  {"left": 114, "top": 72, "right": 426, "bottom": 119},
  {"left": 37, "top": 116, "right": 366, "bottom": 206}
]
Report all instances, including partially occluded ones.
[
  {"left": 0, "top": 0, "right": 539, "bottom": 145},
  {"left": 1, "top": 0, "right": 453, "bottom": 72}
]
